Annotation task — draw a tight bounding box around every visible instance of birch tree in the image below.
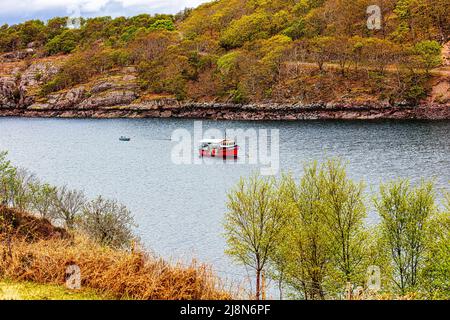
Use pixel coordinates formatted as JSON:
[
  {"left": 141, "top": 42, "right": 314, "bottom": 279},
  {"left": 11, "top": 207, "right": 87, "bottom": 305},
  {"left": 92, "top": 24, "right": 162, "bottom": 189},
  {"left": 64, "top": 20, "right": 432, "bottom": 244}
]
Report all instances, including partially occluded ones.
[
  {"left": 375, "top": 179, "right": 436, "bottom": 295},
  {"left": 224, "top": 175, "right": 288, "bottom": 300}
]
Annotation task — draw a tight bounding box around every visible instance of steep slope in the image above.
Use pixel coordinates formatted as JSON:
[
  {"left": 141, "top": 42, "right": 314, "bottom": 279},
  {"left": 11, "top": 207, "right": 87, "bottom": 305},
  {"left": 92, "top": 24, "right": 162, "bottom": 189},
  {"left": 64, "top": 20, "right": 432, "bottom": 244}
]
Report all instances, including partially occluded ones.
[{"left": 0, "top": 0, "right": 449, "bottom": 119}]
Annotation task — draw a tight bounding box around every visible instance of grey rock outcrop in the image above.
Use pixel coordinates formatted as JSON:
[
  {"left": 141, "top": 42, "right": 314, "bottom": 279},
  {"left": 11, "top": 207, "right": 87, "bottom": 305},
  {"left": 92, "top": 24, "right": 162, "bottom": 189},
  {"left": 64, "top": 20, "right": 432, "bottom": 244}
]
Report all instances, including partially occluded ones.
[{"left": 78, "top": 90, "right": 138, "bottom": 109}]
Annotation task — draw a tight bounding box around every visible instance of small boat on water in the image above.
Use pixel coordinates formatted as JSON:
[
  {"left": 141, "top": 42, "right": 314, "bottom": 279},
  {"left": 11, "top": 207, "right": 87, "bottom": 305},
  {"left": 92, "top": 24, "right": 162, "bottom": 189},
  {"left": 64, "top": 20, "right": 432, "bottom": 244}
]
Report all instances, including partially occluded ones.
[
  {"left": 199, "top": 139, "right": 239, "bottom": 159},
  {"left": 119, "top": 136, "right": 131, "bottom": 142}
]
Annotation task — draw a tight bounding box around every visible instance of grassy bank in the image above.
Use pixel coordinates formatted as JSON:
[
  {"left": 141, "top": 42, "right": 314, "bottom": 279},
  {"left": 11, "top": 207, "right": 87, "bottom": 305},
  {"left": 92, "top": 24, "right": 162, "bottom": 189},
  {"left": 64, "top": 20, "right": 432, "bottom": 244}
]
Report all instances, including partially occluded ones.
[{"left": 0, "top": 280, "right": 110, "bottom": 300}]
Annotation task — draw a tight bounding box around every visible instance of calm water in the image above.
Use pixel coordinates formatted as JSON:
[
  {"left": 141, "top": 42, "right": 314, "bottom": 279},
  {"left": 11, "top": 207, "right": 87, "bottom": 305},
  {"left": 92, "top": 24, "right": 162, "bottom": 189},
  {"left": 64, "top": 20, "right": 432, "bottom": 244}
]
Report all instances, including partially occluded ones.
[{"left": 1, "top": 118, "right": 449, "bottom": 291}]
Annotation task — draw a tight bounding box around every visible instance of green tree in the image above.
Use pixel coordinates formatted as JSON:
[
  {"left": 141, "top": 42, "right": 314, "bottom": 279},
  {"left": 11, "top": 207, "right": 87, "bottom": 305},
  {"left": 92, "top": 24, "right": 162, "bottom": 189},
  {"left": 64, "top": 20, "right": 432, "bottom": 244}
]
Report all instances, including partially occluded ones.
[
  {"left": 308, "top": 36, "right": 334, "bottom": 71},
  {"left": 219, "top": 11, "right": 271, "bottom": 49},
  {"left": 149, "top": 19, "right": 175, "bottom": 31},
  {"left": 375, "top": 179, "right": 436, "bottom": 295},
  {"left": 413, "top": 40, "right": 442, "bottom": 74},
  {"left": 9, "top": 168, "right": 37, "bottom": 211},
  {"left": 272, "top": 160, "right": 370, "bottom": 299},
  {"left": 224, "top": 175, "right": 288, "bottom": 300},
  {"left": 45, "top": 29, "right": 80, "bottom": 55},
  {"left": 282, "top": 19, "right": 306, "bottom": 40},
  {"left": 320, "top": 159, "right": 368, "bottom": 291},
  {"left": 278, "top": 163, "right": 329, "bottom": 300},
  {"left": 0, "top": 151, "right": 17, "bottom": 207},
  {"left": 362, "top": 38, "right": 401, "bottom": 74},
  {"left": 46, "top": 17, "right": 68, "bottom": 39},
  {"left": 31, "top": 182, "right": 57, "bottom": 220},
  {"left": 420, "top": 206, "right": 450, "bottom": 299},
  {"left": 17, "top": 19, "right": 46, "bottom": 47}
]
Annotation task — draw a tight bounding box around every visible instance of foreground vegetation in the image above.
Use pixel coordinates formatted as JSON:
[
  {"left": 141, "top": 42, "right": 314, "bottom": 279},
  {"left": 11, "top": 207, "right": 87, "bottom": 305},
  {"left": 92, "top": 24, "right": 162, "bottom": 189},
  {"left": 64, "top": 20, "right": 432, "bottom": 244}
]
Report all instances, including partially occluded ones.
[
  {"left": 1, "top": 150, "right": 448, "bottom": 300},
  {"left": 0, "top": 218, "right": 229, "bottom": 300},
  {"left": 0, "top": 280, "right": 110, "bottom": 300},
  {"left": 225, "top": 159, "right": 449, "bottom": 300},
  {"left": 1, "top": 0, "right": 448, "bottom": 104},
  {"left": 0, "top": 151, "right": 230, "bottom": 300}
]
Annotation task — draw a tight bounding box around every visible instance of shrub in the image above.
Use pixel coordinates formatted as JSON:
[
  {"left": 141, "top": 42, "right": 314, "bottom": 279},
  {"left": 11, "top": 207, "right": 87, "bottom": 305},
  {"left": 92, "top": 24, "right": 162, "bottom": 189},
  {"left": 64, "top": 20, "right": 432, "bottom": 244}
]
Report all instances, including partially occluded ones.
[
  {"left": 413, "top": 40, "right": 442, "bottom": 74},
  {"left": 219, "top": 12, "right": 271, "bottom": 49},
  {"left": 282, "top": 19, "right": 306, "bottom": 40},
  {"left": 52, "top": 186, "right": 86, "bottom": 229},
  {"left": 45, "top": 29, "right": 80, "bottom": 55},
  {"left": 229, "top": 86, "right": 248, "bottom": 104},
  {"left": 149, "top": 19, "right": 176, "bottom": 31},
  {"left": 79, "top": 196, "right": 136, "bottom": 249}
]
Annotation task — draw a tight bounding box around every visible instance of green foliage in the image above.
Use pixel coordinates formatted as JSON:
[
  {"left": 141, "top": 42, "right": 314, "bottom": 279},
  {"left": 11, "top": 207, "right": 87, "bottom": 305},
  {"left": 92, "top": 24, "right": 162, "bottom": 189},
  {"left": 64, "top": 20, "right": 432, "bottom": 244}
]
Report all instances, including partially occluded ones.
[
  {"left": 42, "top": 45, "right": 130, "bottom": 95},
  {"left": 413, "top": 40, "right": 442, "bottom": 73},
  {"left": 276, "top": 163, "right": 330, "bottom": 299},
  {"left": 398, "top": 73, "right": 428, "bottom": 103},
  {"left": 282, "top": 19, "right": 306, "bottom": 40},
  {"left": 30, "top": 182, "right": 57, "bottom": 219},
  {"left": 45, "top": 29, "right": 80, "bottom": 54},
  {"left": 0, "top": 0, "right": 446, "bottom": 105},
  {"left": 0, "top": 151, "right": 17, "bottom": 206},
  {"left": 420, "top": 209, "right": 450, "bottom": 299},
  {"left": 16, "top": 20, "right": 46, "bottom": 46},
  {"left": 319, "top": 159, "right": 368, "bottom": 285},
  {"left": 217, "top": 51, "right": 240, "bottom": 76},
  {"left": 8, "top": 168, "right": 38, "bottom": 211},
  {"left": 41, "top": 53, "right": 93, "bottom": 94},
  {"left": 224, "top": 174, "right": 289, "bottom": 299},
  {"left": 228, "top": 86, "right": 248, "bottom": 104},
  {"left": 375, "top": 179, "right": 436, "bottom": 295},
  {"left": 219, "top": 11, "right": 271, "bottom": 49},
  {"left": 46, "top": 17, "right": 68, "bottom": 39},
  {"left": 226, "top": 160, "right": 448, "bottom": 300},
  {"left": 269, "top": 159, "right": 370, "bottom": 299},
  {"left": 307, "top": 36, "right": 334, "bottom": 70},
  {"left": 149, "top": 19, "right": 175, "bottom": 31},
  {"left": 405, "top": 84, "right": 426, "bottom": 103}
]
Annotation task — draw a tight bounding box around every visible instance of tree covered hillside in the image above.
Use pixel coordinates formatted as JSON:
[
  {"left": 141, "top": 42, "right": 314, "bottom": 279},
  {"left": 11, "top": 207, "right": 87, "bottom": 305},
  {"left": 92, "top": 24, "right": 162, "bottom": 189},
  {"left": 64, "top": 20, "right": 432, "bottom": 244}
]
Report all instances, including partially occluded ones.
[{"left": 0, "top": 0, "right": 448, "bottom": 104}]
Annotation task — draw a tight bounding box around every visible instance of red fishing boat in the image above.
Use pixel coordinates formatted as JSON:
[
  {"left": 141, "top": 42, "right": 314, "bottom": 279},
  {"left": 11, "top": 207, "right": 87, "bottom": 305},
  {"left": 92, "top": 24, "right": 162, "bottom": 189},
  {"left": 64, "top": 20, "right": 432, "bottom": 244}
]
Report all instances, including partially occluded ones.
[{"left": 199, "top": 139, "right": 239, "bottom": 159}]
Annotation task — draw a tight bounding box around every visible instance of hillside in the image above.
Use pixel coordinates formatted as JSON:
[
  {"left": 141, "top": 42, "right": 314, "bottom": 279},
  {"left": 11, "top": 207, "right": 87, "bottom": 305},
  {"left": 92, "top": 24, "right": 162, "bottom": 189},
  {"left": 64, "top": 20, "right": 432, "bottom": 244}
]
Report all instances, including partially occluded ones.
[{"left": 0, "top": 0, "right": 449, "bottom": 120}]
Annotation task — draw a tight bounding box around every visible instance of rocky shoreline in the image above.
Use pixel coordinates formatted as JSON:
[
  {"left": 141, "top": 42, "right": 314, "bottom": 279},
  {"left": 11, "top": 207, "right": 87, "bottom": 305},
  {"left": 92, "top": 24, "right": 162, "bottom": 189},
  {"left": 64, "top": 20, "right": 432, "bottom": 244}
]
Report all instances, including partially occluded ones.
[{"left": 1, "top": 101, "right": 449, "bottom": 120}]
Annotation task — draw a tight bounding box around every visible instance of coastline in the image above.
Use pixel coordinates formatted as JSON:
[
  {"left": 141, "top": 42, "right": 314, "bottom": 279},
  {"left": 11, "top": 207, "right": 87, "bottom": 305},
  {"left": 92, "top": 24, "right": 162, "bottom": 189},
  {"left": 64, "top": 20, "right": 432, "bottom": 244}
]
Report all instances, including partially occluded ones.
[{"left": 1, "top": 101, "right": 449, "bottom": 120}]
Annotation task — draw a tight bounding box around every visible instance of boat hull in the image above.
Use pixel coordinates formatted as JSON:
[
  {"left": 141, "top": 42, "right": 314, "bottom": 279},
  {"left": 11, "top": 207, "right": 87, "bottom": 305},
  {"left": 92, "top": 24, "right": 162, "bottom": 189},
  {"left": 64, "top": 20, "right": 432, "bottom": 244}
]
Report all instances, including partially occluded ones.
[{"left": 199, "top": 147, "right": 239, "bottom": 158}]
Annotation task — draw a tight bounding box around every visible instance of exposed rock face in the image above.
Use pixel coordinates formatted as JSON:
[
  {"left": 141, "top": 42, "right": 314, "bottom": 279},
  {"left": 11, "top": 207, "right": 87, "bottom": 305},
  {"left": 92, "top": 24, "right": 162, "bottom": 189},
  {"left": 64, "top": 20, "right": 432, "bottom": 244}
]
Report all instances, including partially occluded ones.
[
  {"left": 20, "top": 62, "right": 59, "bottom": 87},
  {"left": 0, "top": 59, "right": 62, "bottom": 109},
  {"left": 78, "top": 90, "right": 138, "bottom": 109},
  {"left": 46, "top": 87, "right": 86, "bottom": 109},
  {"left": 0, "top": 49, "right": 34, "bottom": 62},
  {"left": 2, "top": 99, "right": 449, "bottom": 120},
  {"left": 0, "top": 76, "right": 18, "bottom": 108}
]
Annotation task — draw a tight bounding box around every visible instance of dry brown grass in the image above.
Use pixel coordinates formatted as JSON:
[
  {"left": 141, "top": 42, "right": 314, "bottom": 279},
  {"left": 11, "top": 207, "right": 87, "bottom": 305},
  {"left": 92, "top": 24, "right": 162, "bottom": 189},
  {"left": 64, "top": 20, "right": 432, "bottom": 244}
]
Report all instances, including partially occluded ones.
[
  {"left": 0, "top": 207, "right": 232, "bottom": 300},
  {"left": 0, "top": 237, "right": 231, "bottom": 300}
]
